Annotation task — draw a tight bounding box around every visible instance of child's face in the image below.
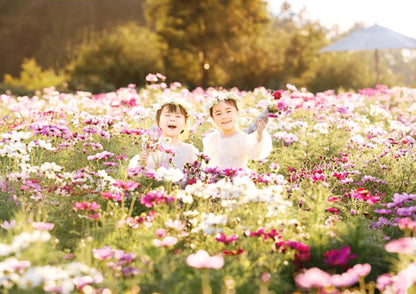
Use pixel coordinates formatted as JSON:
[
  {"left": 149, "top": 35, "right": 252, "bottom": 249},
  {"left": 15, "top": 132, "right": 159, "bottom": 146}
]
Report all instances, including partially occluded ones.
[
  {"left": 211, "top": 101, "right": 238, "bottom": 132},
  {"left": 158, "top": 106, "right": 186, "bottom": 138}
]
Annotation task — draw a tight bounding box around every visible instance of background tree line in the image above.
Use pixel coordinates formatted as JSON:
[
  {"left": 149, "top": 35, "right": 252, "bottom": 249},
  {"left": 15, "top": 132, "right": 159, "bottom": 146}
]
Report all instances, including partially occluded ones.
[{"left": 1, "top": 0, "right": 415, "bottom": 94}]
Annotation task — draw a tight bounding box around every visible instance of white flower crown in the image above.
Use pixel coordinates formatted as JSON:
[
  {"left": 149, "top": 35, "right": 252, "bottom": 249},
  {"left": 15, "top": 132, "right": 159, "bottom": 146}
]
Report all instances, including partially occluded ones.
[
  {"left": 152, "top": 96, "right": 193, "bottom": 117},
  {"left": 204, "top": 92, "right": 240, "bottom": 113}
]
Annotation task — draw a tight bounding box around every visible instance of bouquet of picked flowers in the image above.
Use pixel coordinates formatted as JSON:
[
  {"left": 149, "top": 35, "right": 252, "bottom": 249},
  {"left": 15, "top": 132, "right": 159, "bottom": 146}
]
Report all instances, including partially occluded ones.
[{"left": 246, "top": 88, "right": 291, "bottom": 134}]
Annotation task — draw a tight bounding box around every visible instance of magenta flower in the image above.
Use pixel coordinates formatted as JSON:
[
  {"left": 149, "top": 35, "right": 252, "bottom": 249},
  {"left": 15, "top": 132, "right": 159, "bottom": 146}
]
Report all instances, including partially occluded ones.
[
  {"left": 385, "top": 237, "right": 416, "bottom": 254},
  {"left": 101, "top": 191, "right": 122, "bottom": 202},
  {"left": 73, "top": 201, "right": 101, "bottom": 211},
  {"left": 215, "top": 233, "right": 238, "bottom": 245},
  {"left": 32, "top": 222, "right": 55, "bottom": 231},
  {"left": 152, "top": 236, "right": 178, "bottom": 247},
  {"left": 222, "top": 249, "right": 244, "bottom": 256},
  {"left": 186, "top": 250, "right": 224, "bottom": 269},
  {"left": 294, "top": 267, "right": 332, "bottom": 289},
  {"left": 113, "top": 180, "right": 140, "bottom": 191},
  {"left": 140, "top": 190, "right": 174, "bottom": 208},
  {"left": 323, "top": 245, "right": 357, "bottom": 268}
]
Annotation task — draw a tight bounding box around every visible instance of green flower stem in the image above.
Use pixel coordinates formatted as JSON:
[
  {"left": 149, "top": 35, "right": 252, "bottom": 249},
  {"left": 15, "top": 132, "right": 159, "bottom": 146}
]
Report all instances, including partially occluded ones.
[
  {"left": 259, "top": 284, "right": 269, "bottom": 294},
  {"left": 201, "top": 269, "right": 212, "bottom": 294},
  {"left": 127, "top": 191, "right": 138, "bottom": 217},
  {"left": 359, "top": 276, "right": 366, "bottom": 294}
]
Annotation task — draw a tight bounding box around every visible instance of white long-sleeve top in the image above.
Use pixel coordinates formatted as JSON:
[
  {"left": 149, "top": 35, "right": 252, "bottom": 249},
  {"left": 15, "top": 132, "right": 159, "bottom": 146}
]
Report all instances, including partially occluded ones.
[{"left": 202, "top": 130, "right": 272, "bottom": 170}]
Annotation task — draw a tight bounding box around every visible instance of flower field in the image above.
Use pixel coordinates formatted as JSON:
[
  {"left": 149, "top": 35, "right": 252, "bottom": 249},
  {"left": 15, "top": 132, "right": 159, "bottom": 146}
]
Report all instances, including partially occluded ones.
[{"left": 1, "top": 75, "right": 416, "bottom": 293}]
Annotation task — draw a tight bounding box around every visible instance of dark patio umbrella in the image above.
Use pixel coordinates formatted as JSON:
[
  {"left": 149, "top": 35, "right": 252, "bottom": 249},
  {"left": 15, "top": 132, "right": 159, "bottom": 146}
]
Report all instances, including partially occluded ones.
[{"left": 319, "top": 24, "right": 416, "bottom": 83}]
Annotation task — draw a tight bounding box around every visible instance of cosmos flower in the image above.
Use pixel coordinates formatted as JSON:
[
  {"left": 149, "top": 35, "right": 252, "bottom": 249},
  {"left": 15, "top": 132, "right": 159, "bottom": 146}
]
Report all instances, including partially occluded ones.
[{"left": 186, "top": 250, "right": 224, "bottom": 270}]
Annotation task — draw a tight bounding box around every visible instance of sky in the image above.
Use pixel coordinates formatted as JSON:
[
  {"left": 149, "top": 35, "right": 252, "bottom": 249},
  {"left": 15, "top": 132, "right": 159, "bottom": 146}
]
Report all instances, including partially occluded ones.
[{"left": 266, "top": 0, "right": 416, "bottom": 38}]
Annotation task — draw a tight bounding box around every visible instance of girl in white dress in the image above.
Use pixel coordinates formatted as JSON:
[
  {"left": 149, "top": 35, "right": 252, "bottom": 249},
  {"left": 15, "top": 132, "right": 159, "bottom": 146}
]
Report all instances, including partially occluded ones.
[
  {"left": 203, "top": 93, "right": 272, "bottom": 170},
  {"left": 129, "top": 100, "right": 198, "bottom": 171}
]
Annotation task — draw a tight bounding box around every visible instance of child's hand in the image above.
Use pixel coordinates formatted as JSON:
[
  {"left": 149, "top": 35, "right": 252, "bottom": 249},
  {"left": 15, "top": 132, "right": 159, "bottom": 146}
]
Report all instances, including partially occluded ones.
[
  {"left": 140, "top": 150, "right": 150, "bottom": 166},
  {"left": 256, "top": 117, "right": 268, "bottom": 142}
]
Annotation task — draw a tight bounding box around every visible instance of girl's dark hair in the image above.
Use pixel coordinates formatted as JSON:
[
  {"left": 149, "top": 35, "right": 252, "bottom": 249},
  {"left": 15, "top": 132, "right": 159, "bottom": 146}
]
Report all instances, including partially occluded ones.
[
  {"left": 156, "top": 103, "right": 188, "bottom": 125},
  {"left": 209, "top": 99, "right": 239, "bottom": 117}
]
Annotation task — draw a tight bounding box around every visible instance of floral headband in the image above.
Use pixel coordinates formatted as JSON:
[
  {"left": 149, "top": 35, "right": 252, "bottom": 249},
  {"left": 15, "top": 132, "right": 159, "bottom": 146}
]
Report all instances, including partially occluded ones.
[
  {"left": 204, "top": 92, "right": 240, "bottom": 112},
  {"left": 152, "top": 96, "right": 193, "bottom": 117}
]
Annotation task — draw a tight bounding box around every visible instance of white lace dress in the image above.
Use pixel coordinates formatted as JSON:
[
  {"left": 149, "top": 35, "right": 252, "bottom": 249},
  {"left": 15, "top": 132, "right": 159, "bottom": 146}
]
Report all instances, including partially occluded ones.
[
  {"left": 128, "top": 142, "right": 199, "bottom": 171},
  {"left": 202, "top": 130, "right": 272, "bottom": 170}
]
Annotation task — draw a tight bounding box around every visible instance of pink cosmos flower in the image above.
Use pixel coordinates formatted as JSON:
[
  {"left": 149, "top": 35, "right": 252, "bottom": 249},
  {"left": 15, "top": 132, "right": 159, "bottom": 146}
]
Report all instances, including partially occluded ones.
[
  {"left": 397, "top": 217, "right": 416, "bottom": 231},
  {"left": 294, "top": 267, "right": 332, "bottom": 289},
  {"left": 385, "top": 237, "right": 416, "bottom": 254},
  {"left": 152, "top": 236, "right": 178, "bottom": 247},
  {"left": 74, "top": 273, "right": 103, "bottom": 290},
  {"left": 1, "top": 219, "right": 16, "bottom": 230},
  {"left": 260, "top": 272, "right": 271, "bottom": 283},
  {"left": 73, "top": 201, "right": 101, "bottom": 211},
  {"left": 348, "top": 263, "right": 371, "bottom": 277},
  {"left": 32, "top": 222, "right": 55, "bottom": 231},
  {"left": 88, "top": 213, "right": 100, "bottom": 220},
  {"left": 116, "top": 154, "right": 127, "bottom": 161},
  {"left": 165, "top": 219, "right": 186, "bottom": 231},
  {"left": 376, "top": 273, "right": 393, "bottom": 291},
  {"left": 215, "top": 233, "right": 238, "bottom": 245},
  {"left": 101, "top": 191, "right": 122, "bottom": 202},
  {"left": 156, "top": 228, "right": 167, "bottom": 237},
  {"left": 186, "top": 250, "right": 224, "bottom": 269},
  {"left": 43, "top": 285, "right": 63, "bottom": 293},
  {"left": 93, "top": 246, "right": 113, "bottom": 260},
  {"left": 270, "top": 163, "right": 279, "bottom": 171},
  {"left": 7, "top": 260, "right": 31, "bottom": 272},
  {"left": 330, "top": 271, "right": 359, "bottom": 287},
  {"left": 113, "top": 180, "right": 140, "bottom": 191}
]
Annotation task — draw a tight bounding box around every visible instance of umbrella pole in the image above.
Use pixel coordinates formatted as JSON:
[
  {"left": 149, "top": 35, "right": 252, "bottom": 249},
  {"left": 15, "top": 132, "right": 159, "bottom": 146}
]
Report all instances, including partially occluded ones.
[{"left": 375, "top": 49, "right": 380, "bottom": 85}]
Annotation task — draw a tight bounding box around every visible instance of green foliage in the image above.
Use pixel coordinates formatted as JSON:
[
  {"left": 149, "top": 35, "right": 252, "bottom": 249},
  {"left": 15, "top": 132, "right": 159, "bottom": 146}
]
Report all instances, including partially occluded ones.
[
  {"left": 306, "top": 52, "right": 375, "bottom": 93},
  {"left": 2, "top": 58, "right": 67, "bottom": 95},
  {"left": 67, "top": 22, "right": 167, "bottom": 92},
  {"left": 0, "top": 0, "right": 146, "bottom": 79}
]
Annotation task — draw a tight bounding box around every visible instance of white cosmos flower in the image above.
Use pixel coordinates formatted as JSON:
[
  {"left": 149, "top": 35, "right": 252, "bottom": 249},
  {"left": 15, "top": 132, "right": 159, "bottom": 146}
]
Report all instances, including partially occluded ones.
[
  {"left": 0, "top": 244, "right": 13, "bottom": 256},
  {"left": 286, "top": 83, "right": 297, "bottom": 91},
  {"left": 155, "top": 166, "right": 184, "bottom": 182},
  {"left": 28, "top": 139, "right": 56, "bottom": 152},
  {"left": 175, "top": 190, "right": 193, "bottom": 204},
  {"left": 313, "top": 122, "right": 330, "bottom": 134},
  {"left": 1, "top": 131, "right": 32, "bottom": 142}
]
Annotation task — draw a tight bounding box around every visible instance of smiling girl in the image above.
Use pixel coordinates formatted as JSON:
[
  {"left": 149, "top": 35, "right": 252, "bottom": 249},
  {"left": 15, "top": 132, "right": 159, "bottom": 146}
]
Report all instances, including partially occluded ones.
[
  {"left": 129, "top": 100, "right": 198, "bottom": 171},
  {"left": 203, "top": 93, "right": 272, "bottom": 171}
]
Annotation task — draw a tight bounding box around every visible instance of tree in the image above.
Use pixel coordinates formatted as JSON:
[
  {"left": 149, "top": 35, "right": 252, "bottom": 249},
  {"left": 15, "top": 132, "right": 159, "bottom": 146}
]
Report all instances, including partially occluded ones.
[
  {"left": 145, "top": 0, "right": 270, "bottom": 88},
  {"left": 67, "top": 23, "right": 166, "bottom": 93}
]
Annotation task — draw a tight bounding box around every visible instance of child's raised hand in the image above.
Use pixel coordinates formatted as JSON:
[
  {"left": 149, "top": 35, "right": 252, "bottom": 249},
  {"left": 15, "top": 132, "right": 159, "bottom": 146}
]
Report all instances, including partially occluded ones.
[{"left": 256, "top": 117, "right": 268, "bottom": 142}]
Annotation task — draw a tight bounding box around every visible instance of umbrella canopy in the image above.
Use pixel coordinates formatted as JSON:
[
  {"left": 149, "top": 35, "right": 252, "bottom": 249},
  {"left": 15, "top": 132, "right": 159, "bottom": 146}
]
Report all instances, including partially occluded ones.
[
  {"left": 319, "top": 24, "right": 416, "bottom": 84},
  {"left": 320, "top": 24, "right": 416, "bottom": 52}
]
